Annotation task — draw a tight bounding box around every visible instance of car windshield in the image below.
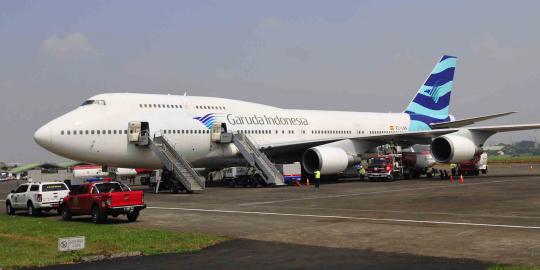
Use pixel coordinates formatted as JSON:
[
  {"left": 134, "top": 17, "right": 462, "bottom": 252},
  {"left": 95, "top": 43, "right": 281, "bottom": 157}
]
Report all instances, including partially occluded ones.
[
  {"left": 94, "top": 183, "right": 129, "bottom": 193},
  {"left": 42, "top": 184, "right": 68, "bottom": 192},
  {"left": 369, "top": 158, "right": 386, "bottom": 167}
]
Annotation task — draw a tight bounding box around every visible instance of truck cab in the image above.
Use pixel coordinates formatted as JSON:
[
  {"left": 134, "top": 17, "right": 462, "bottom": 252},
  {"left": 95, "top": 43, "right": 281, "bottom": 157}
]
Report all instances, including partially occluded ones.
[{"left": 366, "top": 155, "right": 403, "bottom": 181}]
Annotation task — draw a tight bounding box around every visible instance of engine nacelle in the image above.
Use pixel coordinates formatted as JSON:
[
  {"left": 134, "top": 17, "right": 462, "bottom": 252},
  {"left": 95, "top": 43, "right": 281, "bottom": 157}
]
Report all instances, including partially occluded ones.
[
  {"left": 302, "top": 146, "right": 353, "bottom": 174},
  {"left": 431, "top": 135, "right": 480, "bottom": 163}
]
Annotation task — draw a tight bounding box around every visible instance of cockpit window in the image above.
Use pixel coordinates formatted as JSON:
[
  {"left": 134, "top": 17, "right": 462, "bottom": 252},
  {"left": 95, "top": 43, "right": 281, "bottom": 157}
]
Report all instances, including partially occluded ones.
[{"left": 81, "top": 100, "right": 106, "bottom": 106}]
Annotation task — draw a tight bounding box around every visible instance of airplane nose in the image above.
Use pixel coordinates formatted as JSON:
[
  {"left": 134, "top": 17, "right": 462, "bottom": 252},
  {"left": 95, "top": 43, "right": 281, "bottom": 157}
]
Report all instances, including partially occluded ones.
[{"left": 34, "top": 124, "right": 52, "bottom": 149}]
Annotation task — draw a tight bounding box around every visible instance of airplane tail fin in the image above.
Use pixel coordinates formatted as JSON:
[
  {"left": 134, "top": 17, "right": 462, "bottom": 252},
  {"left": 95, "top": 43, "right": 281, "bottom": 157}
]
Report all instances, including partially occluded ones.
[{"left": 405, "top": 55, "right": 456, "bottom": 131}]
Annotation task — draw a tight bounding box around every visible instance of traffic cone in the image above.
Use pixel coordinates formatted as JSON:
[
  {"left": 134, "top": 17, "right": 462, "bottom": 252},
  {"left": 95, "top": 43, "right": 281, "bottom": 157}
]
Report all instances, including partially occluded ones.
[
  {"left": 459, "top": 174, "right": 464, "bottom": 184},
  {"left": 450, "top": 175, "right": 454, "bottom": 183},
  {"left": 306, "top": 178, "right": 310, "bottom": 187}
]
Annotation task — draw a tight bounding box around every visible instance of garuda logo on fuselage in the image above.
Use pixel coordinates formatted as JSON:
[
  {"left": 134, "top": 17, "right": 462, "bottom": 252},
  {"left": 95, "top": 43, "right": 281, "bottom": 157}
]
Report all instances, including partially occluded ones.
[
  {"left": 422, "top": 81, "right": 443, "bottom": 103},
  {"left": 193, "top": 113, "right": 224, "bottom": 129}
]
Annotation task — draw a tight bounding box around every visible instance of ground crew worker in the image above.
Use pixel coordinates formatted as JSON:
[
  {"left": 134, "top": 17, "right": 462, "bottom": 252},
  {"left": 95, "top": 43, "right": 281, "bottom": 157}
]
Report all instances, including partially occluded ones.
[
  {"left": 450, "top": 163, "right": 457, "bottom": 176},
  {"left": 314, "top": 169, "right": 321, "bottom": 188},
  {"left": 358, "top": 165, "right": 366, "bottom": 181},
  {"left": 389, "top": 140, "right": 397, "bottom": 154}
]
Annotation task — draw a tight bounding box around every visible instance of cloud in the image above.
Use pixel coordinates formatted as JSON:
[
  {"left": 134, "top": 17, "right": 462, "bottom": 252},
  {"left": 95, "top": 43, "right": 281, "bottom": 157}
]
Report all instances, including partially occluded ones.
[{"left": 42, "top": 32, "right": 97, "bottom": 59}]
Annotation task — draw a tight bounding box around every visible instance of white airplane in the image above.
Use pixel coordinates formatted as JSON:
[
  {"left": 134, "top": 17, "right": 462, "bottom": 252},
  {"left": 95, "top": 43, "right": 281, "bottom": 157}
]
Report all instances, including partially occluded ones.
[{"left": 34, "top": 55, "right": 540, "bottom": 176}]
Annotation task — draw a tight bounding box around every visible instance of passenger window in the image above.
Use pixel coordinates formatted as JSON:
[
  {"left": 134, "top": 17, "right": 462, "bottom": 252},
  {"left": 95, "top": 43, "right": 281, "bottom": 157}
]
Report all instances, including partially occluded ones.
[
  {"left": 30, "top": 185, "right": 39, "bottom": 191},
  {"left": 15, "top": 185, "right": 28, "bottom": 193},
  {"left": 108, "top": 130, "right": 111, "bottom": 134},
  {"left": 91, "top": 130, "right": 95, "bottom": 134},
  {"left": 61, "top": 131, "right": 64, "bottom": 135},
  {"left": 113, "top": 130, "right": 117, "bottom": 134},
  {"left": 67, "top": 131, "right": 71, "bottom": 135}
]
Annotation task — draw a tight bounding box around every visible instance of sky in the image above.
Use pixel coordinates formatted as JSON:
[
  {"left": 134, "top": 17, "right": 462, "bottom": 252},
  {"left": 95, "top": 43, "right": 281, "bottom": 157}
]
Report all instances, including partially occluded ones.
[{"left": 1, "top": 0, "right": 539, "bottom": 163}]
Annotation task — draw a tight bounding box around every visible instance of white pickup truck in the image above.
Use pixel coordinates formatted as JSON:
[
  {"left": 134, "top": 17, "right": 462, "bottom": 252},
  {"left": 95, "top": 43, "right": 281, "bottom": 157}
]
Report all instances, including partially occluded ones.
[{"left": 5, "top": 182, "right": 70, "bottom": 216}]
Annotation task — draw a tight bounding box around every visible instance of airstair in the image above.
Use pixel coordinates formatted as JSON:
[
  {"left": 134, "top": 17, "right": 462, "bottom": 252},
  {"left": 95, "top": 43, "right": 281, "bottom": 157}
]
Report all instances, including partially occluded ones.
[
  {"left": 231, "top": 133, "right": 285, "bottom": 186},
  {"left": 149, "top": 135, "right": 205, "bottom": 192}
]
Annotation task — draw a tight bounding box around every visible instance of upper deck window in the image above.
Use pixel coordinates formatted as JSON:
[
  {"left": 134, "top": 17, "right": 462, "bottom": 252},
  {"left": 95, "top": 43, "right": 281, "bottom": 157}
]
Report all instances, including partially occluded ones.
[{"left": 81, "top": 100, "right": 106, "bottom": 106}]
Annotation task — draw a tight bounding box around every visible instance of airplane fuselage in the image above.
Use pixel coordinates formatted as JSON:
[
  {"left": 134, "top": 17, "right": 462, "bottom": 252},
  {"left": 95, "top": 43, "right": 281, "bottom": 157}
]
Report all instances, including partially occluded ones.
[{"left": 35, "top": 93, "right": 412, "bottom": 169}]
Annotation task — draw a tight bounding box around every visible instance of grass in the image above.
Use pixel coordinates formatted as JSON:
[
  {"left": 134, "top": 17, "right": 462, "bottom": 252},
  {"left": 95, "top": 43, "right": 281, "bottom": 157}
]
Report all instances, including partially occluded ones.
[
  {"left": 0, "top": 214, "right": 227, "bottom": 269},
  {"left": 488, "top": 265, "right": 540, "bottom": 270},
  {"left": 488, "top": 155, "right": 540, "bottom": 164}
]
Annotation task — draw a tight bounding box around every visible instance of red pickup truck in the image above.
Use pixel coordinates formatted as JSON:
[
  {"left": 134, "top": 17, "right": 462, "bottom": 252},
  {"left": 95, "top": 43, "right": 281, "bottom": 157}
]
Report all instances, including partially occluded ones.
[{"left": 60, "top": 181, "right": 146, "bottom": 224}]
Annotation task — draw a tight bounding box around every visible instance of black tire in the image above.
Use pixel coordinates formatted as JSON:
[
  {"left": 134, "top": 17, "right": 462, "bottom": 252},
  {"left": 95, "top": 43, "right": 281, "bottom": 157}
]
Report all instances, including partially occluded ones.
[
  {"left": 28, "top": 202, "right": 40, "bottom": 217},
  {"left": 61, "top": 205, "right": 72, "bottom": 220},
  {"left": 249, "top": 179, "right": 258, "bottom": 188},
  {"left": 91, "top": 205, "right": 107, "bottom": 224},
  {"left": 6, "top": 201, "right": 15, "bottom": 215},
  {"left": 127, "top": 211, "right": 139, "bottom": 222}
]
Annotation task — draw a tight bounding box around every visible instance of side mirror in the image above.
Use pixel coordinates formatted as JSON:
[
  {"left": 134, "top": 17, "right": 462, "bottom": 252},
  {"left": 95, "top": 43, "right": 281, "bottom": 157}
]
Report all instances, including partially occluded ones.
[
  {"left": 68, "top": 191, "right": 73, "bottom": 196},
  {"left": 10, "top": 190, "right": 15, "bottom": 193}
]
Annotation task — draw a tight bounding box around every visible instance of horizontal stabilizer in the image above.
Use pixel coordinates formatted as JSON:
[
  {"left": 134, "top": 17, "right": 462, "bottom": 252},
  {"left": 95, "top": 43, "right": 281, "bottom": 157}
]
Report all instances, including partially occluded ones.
[{"left": 430, "top": 111, "right": 516, "bottom": 129}]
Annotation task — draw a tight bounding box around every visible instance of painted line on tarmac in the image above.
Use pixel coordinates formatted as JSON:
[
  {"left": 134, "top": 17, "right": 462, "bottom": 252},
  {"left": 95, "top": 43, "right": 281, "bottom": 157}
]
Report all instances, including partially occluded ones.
[
  {"left": 249, "top": 205, "right": 540, "bottom": 220},
  {"left": 238, "top": 178, "right": 533, "bottom": 206},
  {"left": 148, "top": 206, "right": 540, "bottom": 230}
]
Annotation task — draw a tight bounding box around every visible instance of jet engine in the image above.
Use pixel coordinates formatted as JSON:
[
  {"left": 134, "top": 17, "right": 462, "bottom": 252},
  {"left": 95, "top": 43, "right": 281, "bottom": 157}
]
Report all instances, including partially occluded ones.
[
  {"left": 431, "top": 135, "right": 480, "bottom": 163},
  {"left": 302, "top": 146, "right": 354, "bottom": 174}
]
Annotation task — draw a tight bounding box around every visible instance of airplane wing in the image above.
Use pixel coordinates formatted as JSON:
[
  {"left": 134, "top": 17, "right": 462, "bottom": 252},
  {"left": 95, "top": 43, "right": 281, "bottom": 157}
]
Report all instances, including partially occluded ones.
[
  {"left": 262, "top": 123, "right": 540, "bottom": 158},
  {"left": 429, "top": 112, "right": 516, "bottom": 129}
]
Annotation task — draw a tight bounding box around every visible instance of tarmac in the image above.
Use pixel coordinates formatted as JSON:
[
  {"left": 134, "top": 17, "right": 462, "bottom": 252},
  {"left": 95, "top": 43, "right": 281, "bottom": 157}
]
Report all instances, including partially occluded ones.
[{"left": 2, "top": 163, "right": 540, "bottom": 268}]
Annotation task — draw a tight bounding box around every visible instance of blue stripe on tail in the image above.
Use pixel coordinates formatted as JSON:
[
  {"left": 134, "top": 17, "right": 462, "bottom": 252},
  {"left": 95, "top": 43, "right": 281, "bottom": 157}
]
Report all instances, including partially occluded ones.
[{"left": 405, "top": 55, "right": 456, "bottom": 131}]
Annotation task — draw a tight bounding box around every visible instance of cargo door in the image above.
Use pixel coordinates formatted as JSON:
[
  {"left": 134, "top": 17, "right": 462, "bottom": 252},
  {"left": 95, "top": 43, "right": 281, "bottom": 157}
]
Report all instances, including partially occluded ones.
[{"left": 41, "top": 183, "right": 69, "bottom": 204}]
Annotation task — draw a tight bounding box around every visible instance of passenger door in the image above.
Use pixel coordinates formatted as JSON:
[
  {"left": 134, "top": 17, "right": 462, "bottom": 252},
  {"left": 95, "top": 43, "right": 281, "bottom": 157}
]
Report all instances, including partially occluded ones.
[
  {"left": 76, "top": 185, "right": 95, "bottom": 214},
  {"left": 12, "top": 184, "right": 29, "bottom": 208}
]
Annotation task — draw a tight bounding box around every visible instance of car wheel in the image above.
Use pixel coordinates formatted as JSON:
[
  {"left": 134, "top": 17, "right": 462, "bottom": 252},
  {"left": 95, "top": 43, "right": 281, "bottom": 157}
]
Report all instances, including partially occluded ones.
[
  {"left": 91, "top": 205, "right": 107, "bottom": 224},
  {"left": 28, "top": 203, "right": 40, "bottom": 217},
  {"left": 61, "top": 205, "right": 72, "bottom": 220},
  {"left": 127, "top": 211, "right": 139, "bottom": 222},
  {"left": 6, "top": 202, "right": 15, "bottom": 215}
]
